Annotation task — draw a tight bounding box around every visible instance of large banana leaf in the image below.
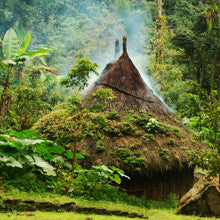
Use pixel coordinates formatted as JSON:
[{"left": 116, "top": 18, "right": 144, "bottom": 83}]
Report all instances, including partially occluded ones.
[
  {"left": 3, "top": 28, "right": 19, "bottom": 59},
  {"left": 18, "top": 32, "right": 31, "bottom": 56},
  {"left": 1, "top": 60, "right": 16, "bottom": 66},
  {"left": 22, "top": 48, "right": 53, "bottom": 58},
  {"left": 17, "top": 22, "right": 26, "bottom": 46}
]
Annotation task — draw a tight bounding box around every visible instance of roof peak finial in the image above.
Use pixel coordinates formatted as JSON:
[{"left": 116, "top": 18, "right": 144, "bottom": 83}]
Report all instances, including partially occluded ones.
[
  {"left": 114, "top": 38, "right": 119, "bottom": 58},
  {"left": 123, "top": 36, "right": 127, "bottom": 54}
]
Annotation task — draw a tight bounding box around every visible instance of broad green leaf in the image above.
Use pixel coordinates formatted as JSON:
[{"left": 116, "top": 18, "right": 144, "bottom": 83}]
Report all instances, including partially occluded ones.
[
  {"left": 110, "top": 174, "right": 121, "bottom": 184},
  {"left": 1, "top": 60, "right": 16, "bottom": 66},
  {"left": 0, "top": 62, "right": 7, "bottom": 69},
  {"left": 9, "top": 135, "right": 45, "bottom": 145},
  {"left": 0, "top": 156, "right": 23, "bottom": 168},
  {"left": 99, "top": 171, "right": 108, "bottom": 179},
  {"left": 39, "top": 57, "right": 47, "bottom": 66},
  {"left": 117, "top": 171, "right": 130, "bottom": 179},
  {"left": 17, "top": 22, "right": 26, "bottom": 45},
  {"left": 14, "top": 56, "right": 27, "bottom": 63},
  {"left": 76, "top": 153, "right": 84, "bottom": 159},
  {"left": 17, "top": 138, "right": 45, "bottom": 145},
  {"left": 99, "top": 165, "right": 113, "bottom": 173},
  {"left": 3, "top": 28, "right": 19, "bottom": 59},
  {"left": 0, "top": 156, "right": 11, "bottom": 162},
  {"left": 65, "top": 151, "right": 73, "bottom": 159},
  {"left": 32, "top": 53, "right": 51, "bottom": 58},
  {"left": 33, "top": 156, "right": 56, "bottom": 176},
  {"left": 18, "top": 32, "right": 31, "bottom": 56},
  {"left": 42, "top": 167, "right": 56, "bottom": 176},
  {"left": 24, "top": 155, "right": 35, "bottom": 165},
  {"left": 7, "top": 158, "right": 23, "bottom": 168},
  {"left": 52, "top": 156, "right": 65, "bottom": 163},
  {"left": 23, "top": 48, "right": 53, "bottom": 58}
]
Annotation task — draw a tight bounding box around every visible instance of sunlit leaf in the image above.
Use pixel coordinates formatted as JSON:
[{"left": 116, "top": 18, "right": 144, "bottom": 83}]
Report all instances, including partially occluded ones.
[
  {"left": 0, "top": 156, "right": 23, "bottom": 168},
  {"left": 110, "top": 174, "right": 121, "bottom": 184},
  {"left": 23, "top": 48, "right": 53, "bottom": 58},
  {"left": 18, "top": 32, "right": 31, "bottom": 56},
  {"left": 17, "top": 22, "right": 26, "bottom": 45},
  {"left": 3, "top": 28, "right": 19, "bottom": 59},
  {"left": 1, "top": 60, "right": 16, "bottom": 66},
  {"left": 33, "top": 156, "right": 56, "bottom": 176}
]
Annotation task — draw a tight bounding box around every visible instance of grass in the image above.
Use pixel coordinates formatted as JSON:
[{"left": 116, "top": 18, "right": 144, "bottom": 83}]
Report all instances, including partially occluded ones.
[
  {"left": 0, "top": 212, "right": 140, "bottom": 220},
  {"left": 0, "top": 210, "right": 217, "bottom": 220},
  {"left": 1, "top": 190, "right": 74, "bottom": 204},
  {"left": 0, "top": 190, "right": 217, "bottom": 220}
]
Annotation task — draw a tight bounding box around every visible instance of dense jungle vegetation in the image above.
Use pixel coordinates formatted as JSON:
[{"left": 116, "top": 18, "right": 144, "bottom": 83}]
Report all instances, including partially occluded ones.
[{"left": 0, "top": 0, "right": 219, "bottom": 219}]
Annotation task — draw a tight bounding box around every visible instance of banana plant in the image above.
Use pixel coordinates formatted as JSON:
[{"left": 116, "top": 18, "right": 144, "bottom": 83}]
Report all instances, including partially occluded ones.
[{"left": 0, "top": 26, "right": 53, "bottom": 115}]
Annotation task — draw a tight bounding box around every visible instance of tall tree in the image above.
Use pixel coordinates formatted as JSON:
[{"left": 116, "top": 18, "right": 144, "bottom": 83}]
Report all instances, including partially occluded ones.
[{"left": 61, "top": 57, "right": 99, "bottom": 172}]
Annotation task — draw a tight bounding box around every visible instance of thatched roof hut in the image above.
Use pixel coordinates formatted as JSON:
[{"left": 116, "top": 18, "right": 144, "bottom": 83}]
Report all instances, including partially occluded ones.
[
  {"left": 86, "top": 36, "right": 175, "bottom": 121},
  {"left": 83, "top": 37, "right": 204, "bottom": 200}
]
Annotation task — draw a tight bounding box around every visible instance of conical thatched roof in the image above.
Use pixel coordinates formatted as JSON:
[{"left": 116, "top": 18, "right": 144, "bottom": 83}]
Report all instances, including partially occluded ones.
[
  {"left": 85, "top": 36, "right": 175, "bottom": 121},
  {"left": 82, "top": 37, "right": 204, "bottom": 175}
]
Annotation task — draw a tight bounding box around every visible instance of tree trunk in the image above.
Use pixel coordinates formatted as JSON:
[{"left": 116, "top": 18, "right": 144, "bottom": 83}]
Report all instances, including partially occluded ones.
[
  {"left": 71, "top": 110, "right": 83, "bottom": 172},
  {"left": 218, "top": 159, "right": 220, "bottom": 188},
  {"left": 0, "top": 70, "right": 11, "bottom": 115},
  {"left": 72, "top": 142, "right": 78, "bottom": 172},
  {"left": 155, "top": 0, "right": 163, "bottom": 64},
  {"left": 156, "top": 0, "right": 162, "bottom": 19}
]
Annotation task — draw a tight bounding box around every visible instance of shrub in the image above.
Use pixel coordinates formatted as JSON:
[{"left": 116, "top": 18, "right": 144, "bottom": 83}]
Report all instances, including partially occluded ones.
[
  {"left": 143, "top": 118, "right": 161, "bottom": 134},
  {"left": 107, "top": 109, "right": 120, "bottom": 120},
  {"left": 0, "top": 130, "right": 57, "bottom": 178},
  {"left": 67, "top": 165, "right": 130, "bottom": 200}
]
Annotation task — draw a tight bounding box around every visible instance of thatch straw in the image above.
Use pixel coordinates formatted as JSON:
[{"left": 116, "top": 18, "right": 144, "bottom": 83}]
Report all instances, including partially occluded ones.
[{"left": 83, "top": 37, "right": 204, "bottom": 174}]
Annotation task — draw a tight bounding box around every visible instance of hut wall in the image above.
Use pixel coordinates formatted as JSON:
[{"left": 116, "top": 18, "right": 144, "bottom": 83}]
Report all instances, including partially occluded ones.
[{"left": 121, "top": 167, "right": 194, "bottom": 200}]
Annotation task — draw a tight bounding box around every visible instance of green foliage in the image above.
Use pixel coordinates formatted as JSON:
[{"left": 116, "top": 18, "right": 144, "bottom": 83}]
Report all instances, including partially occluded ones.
[
  {"left": 184, "top": 90, "right": 219, "bottom": 177},
  {"left": 114, "top": 147, "right": 145, "bottom": 172},
  {"left": 168, "top": 139, "right": 175, "bottom": 146},
  {"left": 96, "top": 146, "right": 105, "bottom": 153},
  {"left": 0, "top": 26, "right": 53, "bottom": 116},
  {"left": 0, "top": 129, "right": 57, "bottom": 179},
  {"left": 173, "top": 127, "right": 182, "bottom": 137},
  {"left": 10, "top": 86, "right": 48, "bottom": 129},
  {"left": 61, "top": 57, "right": 99, "bottom": 92},
  {"left": 159, "top": 149, "right": 170, "bottom": 161},
  {"left": 104, "top": 121, "right": 131, "bottom": 136},
  {"left": 89, "top": 88, "right": 116, "bottom": 112},
  {"left": 114, "top": 148, "right": 132, "bottom": 159},
  {"left": 142, "top": 133, "right": 155, "bottom": 142},
  {"left": 66, "top": 165, "right": 130, "bottom": 200},
  {"left": 146, "top": 0, "right": 219, "bottom": 179},
  {"left": 106, "top": 109, "right": 120, "bottom": 120},
  {"left": 143, "top": 118, "right": 161, "bottom": 134},
  {"left": 0, "top": 71, "right": 66, "bottom": 130},
  {"left": 124, "top": 110, "right": 138, "bottom": 124},
  {"left": 2, "top": 28, "right": 19, "bottom": 60},
  {"left": 1, "top": 27, "right": 52, "bottom": 64},
  {"left": 134, "top": 130, "right": 143, "bottom": 137},
  {"left": 189, "top": 148, "right": 219, "bottom": 177}
]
